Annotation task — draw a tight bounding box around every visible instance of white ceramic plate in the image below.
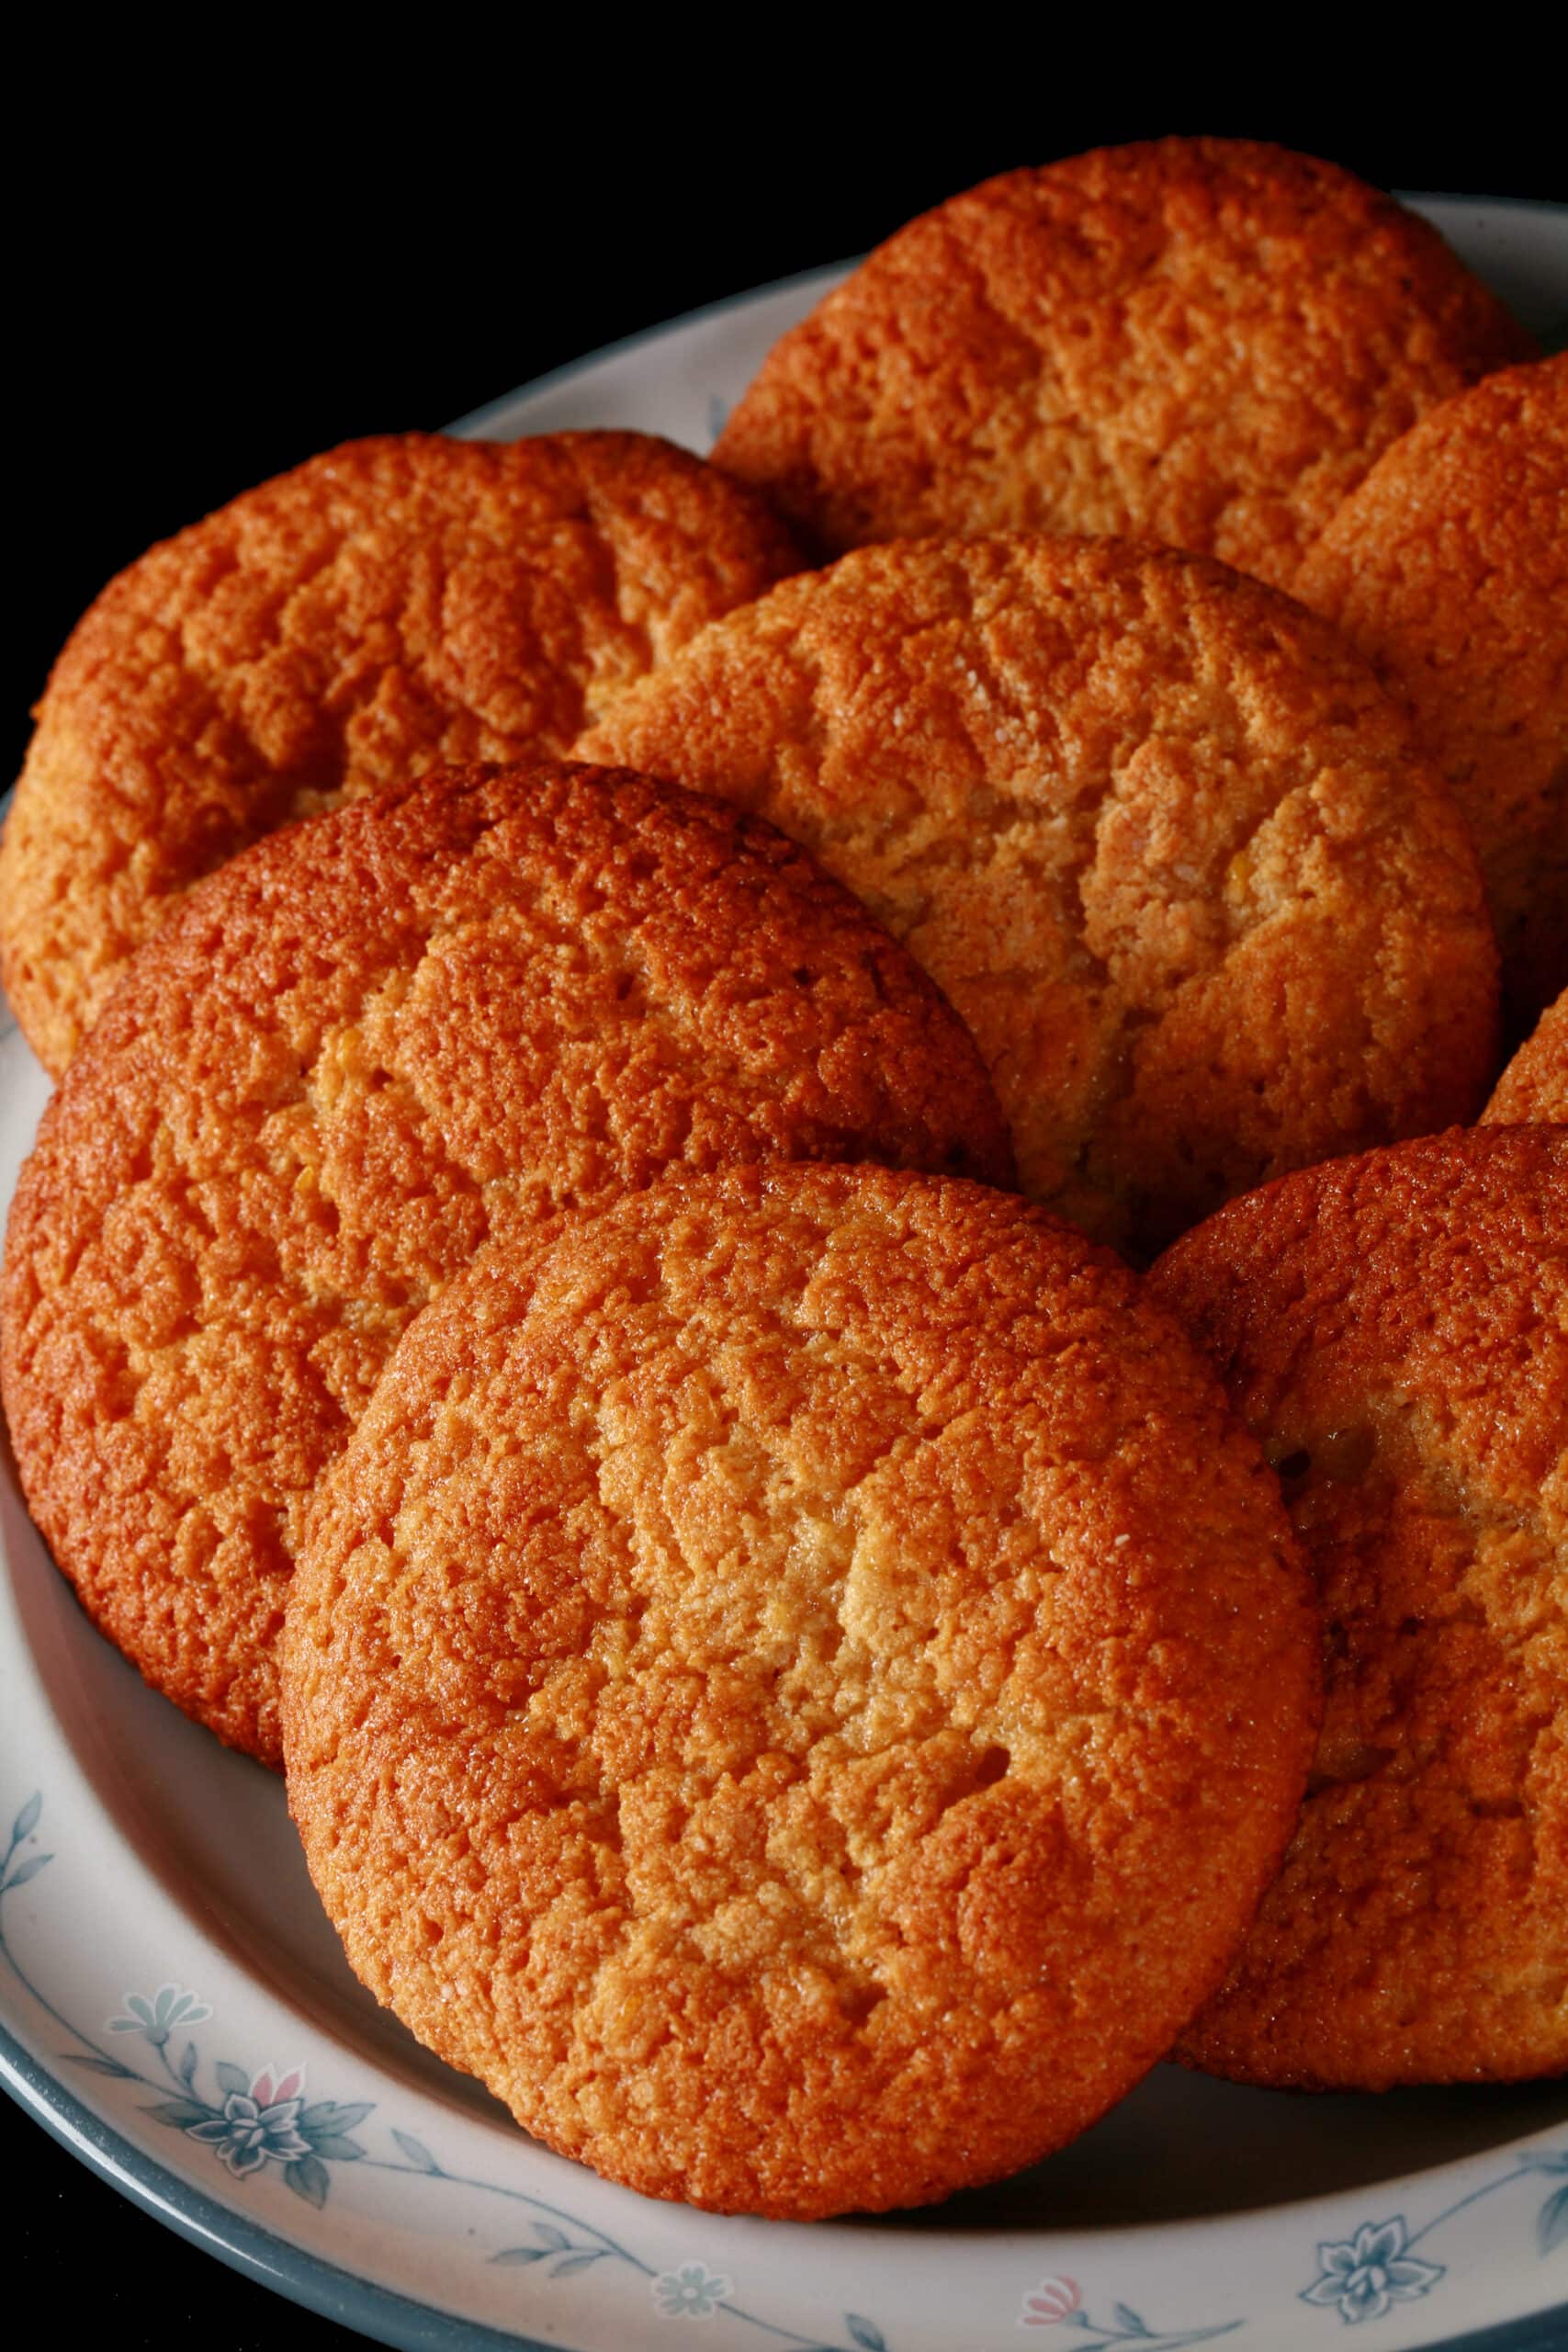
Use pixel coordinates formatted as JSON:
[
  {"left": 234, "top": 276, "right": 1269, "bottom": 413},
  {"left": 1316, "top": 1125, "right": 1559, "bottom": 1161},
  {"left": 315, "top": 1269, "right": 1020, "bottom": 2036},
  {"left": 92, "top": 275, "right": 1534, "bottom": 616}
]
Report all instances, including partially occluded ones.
[{"left": 3, "top": 196, "right": 1566, "bottom": 2352}]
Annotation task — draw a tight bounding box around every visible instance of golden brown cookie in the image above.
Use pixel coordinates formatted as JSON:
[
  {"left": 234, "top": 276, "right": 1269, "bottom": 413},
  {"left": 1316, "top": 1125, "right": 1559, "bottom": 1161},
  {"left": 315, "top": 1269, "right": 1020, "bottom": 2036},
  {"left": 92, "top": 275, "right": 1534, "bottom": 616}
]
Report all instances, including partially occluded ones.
[
  {"left": 1147, "top": 1128, "right": 1568, "bottom": 2089},
  {"left": 283, "top": 1161, "right": 1320, "bottom": 2218},
  {"left": 0, "top": 430, "right": 802, "bottom": 1075},
  {"left": 1484, "top": 989, "right": 1568, "bottom": 1125},
  {"left": 580, "top": 533, "right": 1498, "bottom": 1258},
  {"left": 1, "top": 763, "right": 1010, "bottom": 1765},
  {"left": 713, "top": 139, "right": 1532, "bottom": 590},
  {"left": 1296, "top": 356, "right": 1568, "bottom": 1026}
]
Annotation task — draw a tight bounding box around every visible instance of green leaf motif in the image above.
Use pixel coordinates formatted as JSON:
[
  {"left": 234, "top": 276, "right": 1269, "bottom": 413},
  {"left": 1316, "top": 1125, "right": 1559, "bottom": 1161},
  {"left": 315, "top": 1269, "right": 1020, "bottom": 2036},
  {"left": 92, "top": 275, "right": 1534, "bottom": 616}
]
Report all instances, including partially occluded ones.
[
  {"left": 304, "top": 2100, "right": 374, "bottom": 2135},
  {"left": 533, "top": 2224, "right": 570, "bottom": 2250},
  {"left": 1, "top": 1854, "right": 53, "bottom": 1894},
  {"left": 144, "top": 2098, "right": 214, "bottom": 2128},
  {"left": 304, "top": 2132, "right": 366, "bottom": 2162},
  {"left": 390, "top": 2130, "right": 441, "bottom": 2174},
  {"left": 215, "top": 2062, "right": 251, "bottom": 2098},
  {"left": 179, "top": 2042, "right": 199, "bottom": 2089},
  {"left": 549, "top": 2252, "right": 604, "bottom": 2278},
  {"left": 1114, "top": 2306, "right": 1151, "bottom": 2336},
  {"left": 285, "top": 2154, "right": 331, "bottom": 2209},
  {"left": 64, "top": 2053, "right": 134, "bottom": 2078},
  {"left": 1540, "top": 2184, "right": 1568, "bottom": 2256},
  {"left": 847, "top": 2318, "right": 887, "bottom": 2352},
  {"left": 491, "top": 2247, "right": 550, "bottom": 2267},
  {"left": 11, "top": 1794, "right": 41, "bottom": 1846}
]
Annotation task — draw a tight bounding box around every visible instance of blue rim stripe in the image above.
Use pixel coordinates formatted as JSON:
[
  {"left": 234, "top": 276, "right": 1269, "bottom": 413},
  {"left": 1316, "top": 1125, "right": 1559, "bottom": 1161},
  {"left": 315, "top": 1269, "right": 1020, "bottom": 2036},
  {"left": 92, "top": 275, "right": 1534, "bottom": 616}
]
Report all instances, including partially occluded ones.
[
  {"left": 6, "top": 2009, "right": 1565, "bottom": 2352},
  {"left": 0, "top": 2017, "right": 567, "bottom": 2352},
  {"left": 1401, "top": 190, "right": 1567, "bottom": 207}
]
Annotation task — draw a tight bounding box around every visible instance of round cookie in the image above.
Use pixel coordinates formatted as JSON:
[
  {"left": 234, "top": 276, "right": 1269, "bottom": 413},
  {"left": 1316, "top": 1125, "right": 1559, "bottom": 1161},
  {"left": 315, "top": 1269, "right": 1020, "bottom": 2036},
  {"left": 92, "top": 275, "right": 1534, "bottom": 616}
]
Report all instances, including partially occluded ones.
[
  {"left": 1484, "top": 989, "right": 1568, "bottom": 1125},
  {"left": 283, "top": 1161, "right": 1321, "bottom": 2219},
  {"left": 580, "top": 533, "right": 1499, "bottom": 1259},
  {"left": 1, "top": 762, "right": 1010, "bottom": 1765},
  {"left": 1296, "top": 356, "right": 1568, "bottom": 1027},
  {"left": 713, "top": 138, "right": 1533, "bottom": 590},
  {"left": 1147, "top": 1128, "right": 1568, "bottom": 2089},
  {"left": 0, "top": 430, "right": 802, "bottom": 1075}
]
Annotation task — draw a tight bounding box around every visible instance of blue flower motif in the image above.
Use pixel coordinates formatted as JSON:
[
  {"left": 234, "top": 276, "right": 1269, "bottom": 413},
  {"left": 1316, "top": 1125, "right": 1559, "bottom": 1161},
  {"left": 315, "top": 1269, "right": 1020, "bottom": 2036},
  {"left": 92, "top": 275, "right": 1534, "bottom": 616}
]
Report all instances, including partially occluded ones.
[
  {"left": 108, "top": 1984, "right": 211, "bottom": 2046},
  {"left": 185, "top": 2065, "right": 311, "bottom": 2178},
  {"left": 1302, "top": 2218, "right": 1444, "bottom": 2324},
  {"left": 652, "top": 2262, "right": 731, "bottom": 2319}
]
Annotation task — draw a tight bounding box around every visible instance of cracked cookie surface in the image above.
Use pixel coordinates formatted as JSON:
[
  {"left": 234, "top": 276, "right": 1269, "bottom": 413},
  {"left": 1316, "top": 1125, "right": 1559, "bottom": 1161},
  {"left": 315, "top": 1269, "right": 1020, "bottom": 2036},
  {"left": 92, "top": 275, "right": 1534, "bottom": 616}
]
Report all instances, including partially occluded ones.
[
  {"left": 283, "top": 1162, "right": 1319, "bottom": 2217},
  {"left": 1485, "top": 990, "right": 1567, "bottom": 1126},
  {"left": 1148, "top": 1128, "right": 1568, "bottom": 2088},
  {"left": 712, "top": 138, "right": 1532, "bottom": 590},
  {"left": 0, "top": 763, "right": 1010, "bottom": 1765},
  {"left": 0, "top": 430, "right": 801, "bottom": 1074},
  {"left": 1296, "top": 356, "right": 1568, "bottom": 1028},
  {"left": 581, "top": 533, "right": 1497, "bottom": 1257}
]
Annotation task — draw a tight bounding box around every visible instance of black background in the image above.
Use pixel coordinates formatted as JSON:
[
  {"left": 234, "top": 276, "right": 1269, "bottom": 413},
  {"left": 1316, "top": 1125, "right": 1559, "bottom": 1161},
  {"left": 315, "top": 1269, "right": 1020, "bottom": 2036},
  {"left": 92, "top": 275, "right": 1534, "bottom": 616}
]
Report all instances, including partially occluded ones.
[{"left": 6, "top": 65, "right": 1564, "bottom": 2350}]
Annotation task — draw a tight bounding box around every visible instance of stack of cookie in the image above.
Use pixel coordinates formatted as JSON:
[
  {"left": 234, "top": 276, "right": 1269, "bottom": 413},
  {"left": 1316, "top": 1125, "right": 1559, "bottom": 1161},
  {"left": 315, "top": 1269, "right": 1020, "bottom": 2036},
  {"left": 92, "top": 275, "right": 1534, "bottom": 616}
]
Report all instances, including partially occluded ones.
[{"left": 2, "top": 136, "right": 1563, "bottom": 2223}]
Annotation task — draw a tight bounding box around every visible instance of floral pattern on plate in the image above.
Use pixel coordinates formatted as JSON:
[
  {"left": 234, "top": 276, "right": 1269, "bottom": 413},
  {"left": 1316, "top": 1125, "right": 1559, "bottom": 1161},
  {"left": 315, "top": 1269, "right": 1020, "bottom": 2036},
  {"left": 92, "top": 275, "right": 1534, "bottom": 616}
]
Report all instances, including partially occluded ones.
[
  {"left": 2, "top": 1794, "right": 892, "bottom": 2347},
  {"left": 6, "top": 1789, "right": 1568, "bottom": 2347}
]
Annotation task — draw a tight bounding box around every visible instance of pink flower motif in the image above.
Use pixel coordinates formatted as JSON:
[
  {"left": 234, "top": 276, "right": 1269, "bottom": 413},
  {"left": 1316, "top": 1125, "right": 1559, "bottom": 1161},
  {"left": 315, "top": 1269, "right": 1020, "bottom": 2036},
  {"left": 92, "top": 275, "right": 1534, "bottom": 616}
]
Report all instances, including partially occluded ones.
[
  {"left": 1020, "top": 2275, "right": 1082, "bottom": 2327},
  {"left": 249, "top": 2065, "right": 304, "bottom": 2109},
  {"left": 186, "top": 2063, "right": 310, "bottom": 2177}
]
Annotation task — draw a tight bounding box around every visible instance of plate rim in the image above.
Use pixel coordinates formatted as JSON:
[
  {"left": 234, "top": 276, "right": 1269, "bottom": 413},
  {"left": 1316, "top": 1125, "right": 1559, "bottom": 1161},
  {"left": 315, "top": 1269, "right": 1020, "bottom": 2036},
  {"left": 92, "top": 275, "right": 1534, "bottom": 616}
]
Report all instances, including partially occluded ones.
[
  {"left": 5, "top": 197, "right": 1567, "bottom": 2352},
  {"left": 6, "top": 1908, "right": 1567, "bottom": 2352},
  {"left": 448, "top": 256, "right": 855, "bottom": 440},
  {"left": 447, "top": 191, "right": 1566, "bottom": 446},
  {"left": 0, "top": 2018, "right": 547, "bottom": 2352}
]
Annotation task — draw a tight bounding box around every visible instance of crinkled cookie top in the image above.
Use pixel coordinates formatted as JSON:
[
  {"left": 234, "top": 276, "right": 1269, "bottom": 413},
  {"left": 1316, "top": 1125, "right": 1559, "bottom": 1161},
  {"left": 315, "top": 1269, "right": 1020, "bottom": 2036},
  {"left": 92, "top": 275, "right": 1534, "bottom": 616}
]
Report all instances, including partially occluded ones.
[
  {"left": 581, "top": 532, "right": 1498, "bottom": 1257},
  {"left": 714, "top": 137, "right": 1533, "bottom": 587},
  {"left": 1297, "top": 355, "right": 1568, "bottom": 1026},
  {"left": 1484, "top": 989, "right": 1568, "bottom": 1127},
  {"left": 1150, "top": 1126, "right": 1568, "bottom": 2089},
  {"left": 2, "top": 763, "right": 1008, "bottom": 1764},
  {"left": 285, "top": 1161, "right": 1318, "bottom": 2218},
  {"left": 0, "top": 430, "right": 801, "bottom": 1071}
]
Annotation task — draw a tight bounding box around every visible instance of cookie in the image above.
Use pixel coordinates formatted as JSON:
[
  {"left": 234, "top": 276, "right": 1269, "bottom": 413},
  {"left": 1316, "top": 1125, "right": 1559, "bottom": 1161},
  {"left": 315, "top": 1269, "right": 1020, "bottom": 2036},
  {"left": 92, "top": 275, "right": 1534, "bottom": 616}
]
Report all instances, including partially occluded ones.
[
  {"left": 0, "top": 430, "right": 802, "bottom": 1075},
  {"left": 1, "top": 762, "right": 1010, "bottom": 1765},
  {"left": 580, "top": 533, "right": 1498, "bottom": 1258},
  {"left": 712, "top": 139, "right": 1532, "bottom": 590},
  {"left": 1147, "top": 1128, "right": 1568, "bottom": 2088},
  {"left": 1484, "top": 989, "right": 1568, "bottom": 1126},
  {"left": 283, "top": 1161, "right": 1320, "bottom": 2218},
  {"left": 1296, "top": 356, "right": 1568, "bottom": 1026}
]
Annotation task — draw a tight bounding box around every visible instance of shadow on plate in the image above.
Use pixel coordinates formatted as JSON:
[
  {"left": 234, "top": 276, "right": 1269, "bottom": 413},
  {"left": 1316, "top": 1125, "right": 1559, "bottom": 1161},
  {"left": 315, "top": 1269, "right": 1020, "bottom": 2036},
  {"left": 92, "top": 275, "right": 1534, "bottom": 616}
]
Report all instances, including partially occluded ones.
[
  {"left": 7, "top": 1447, "right": 1567, "bottom": 2234},
  {"left": 874, "top": 2065, "right": 1568, "bottom": 2232}
]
